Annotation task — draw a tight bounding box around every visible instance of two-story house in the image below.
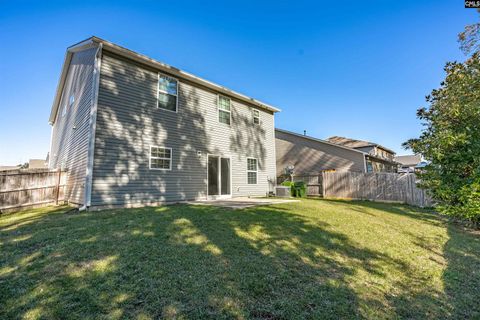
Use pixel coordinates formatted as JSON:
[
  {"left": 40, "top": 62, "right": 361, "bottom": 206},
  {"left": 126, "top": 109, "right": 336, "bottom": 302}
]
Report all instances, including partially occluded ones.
[
  {"left": 48, "top": 37, "right": 280, "bottom": 209},
  {"left": 395, "top": 155, "right": 424, "bottom": 173},
  {"left": 275, "top": 129, "right": 368, "bottom": 177},
  {"left": 326, "top": 136, "right": 397, "bottom": 172}
]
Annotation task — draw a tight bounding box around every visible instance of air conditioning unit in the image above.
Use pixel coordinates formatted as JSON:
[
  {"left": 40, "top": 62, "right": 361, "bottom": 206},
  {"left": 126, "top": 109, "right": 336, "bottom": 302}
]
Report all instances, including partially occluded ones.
[{"left": 275, "top": 186, "right": 291, "bottom": 197}]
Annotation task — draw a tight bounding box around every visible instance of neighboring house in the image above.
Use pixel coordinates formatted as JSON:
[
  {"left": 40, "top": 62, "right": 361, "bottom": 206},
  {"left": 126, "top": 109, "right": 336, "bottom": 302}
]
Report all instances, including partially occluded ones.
[
  {"left": 0, "top": 165, "right": 20, "bottom": 172},
  {"left": 414, "top": 161, "right": 428, "bottom": 173},
  {"left": 395, "top": 155, "right": 422, "bottom": 173},
  {"left": 28, "top": 159, "right": 48, "bottom": 169},
  {"left": 327, "top": 136, "right": 397, "bottom": 173},
  {"left": 48, "top": 37, "right": 279, "bottom": 209},
  {"left": 275, "top": 129, "right": 367, "bottom": 176}
]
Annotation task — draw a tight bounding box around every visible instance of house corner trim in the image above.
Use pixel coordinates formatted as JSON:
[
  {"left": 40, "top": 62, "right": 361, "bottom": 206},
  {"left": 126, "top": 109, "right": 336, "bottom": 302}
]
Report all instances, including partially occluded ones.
[{"left": 84, "top": 43, "right": 103, "bottom": 207}]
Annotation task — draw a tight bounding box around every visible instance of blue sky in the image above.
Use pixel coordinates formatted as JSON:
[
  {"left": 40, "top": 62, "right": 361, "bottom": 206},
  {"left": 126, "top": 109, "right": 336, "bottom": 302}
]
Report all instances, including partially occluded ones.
[{"left": 0, "top": 1, "right": 476, "bottom": 165}]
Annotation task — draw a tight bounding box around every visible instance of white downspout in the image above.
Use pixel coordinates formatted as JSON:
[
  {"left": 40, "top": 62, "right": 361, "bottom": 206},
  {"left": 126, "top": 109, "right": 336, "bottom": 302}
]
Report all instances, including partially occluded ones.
[{"left": 48, "top": 124, "right": 54, "bottom": 169}]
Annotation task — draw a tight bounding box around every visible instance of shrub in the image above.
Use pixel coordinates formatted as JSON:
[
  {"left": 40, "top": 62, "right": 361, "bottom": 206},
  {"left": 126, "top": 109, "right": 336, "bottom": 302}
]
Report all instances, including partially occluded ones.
[
  {"left": 281, "top": 181, "right": 293, "bottom": 187},
  {"left": 279, "top": 181, "right": 306, "bottom": 198},
  {"left": 437, "top": 178, "right": 480, "bottom": 225},
  {"left": 292, "top": 182, "right": 307, "bottom": 198}
]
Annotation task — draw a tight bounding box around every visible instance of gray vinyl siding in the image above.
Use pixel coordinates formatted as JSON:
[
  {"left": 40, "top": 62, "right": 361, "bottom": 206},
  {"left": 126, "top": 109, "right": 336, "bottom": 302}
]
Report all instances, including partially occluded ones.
[
  {"left": 49, "top": 46, "right": 97, "bottom": 205},
  {"left": 275, "top": 130, "right": 366, "bottom": 176},
  {"left": 90, "top": 52, "right": 276, "bottom": 207}
]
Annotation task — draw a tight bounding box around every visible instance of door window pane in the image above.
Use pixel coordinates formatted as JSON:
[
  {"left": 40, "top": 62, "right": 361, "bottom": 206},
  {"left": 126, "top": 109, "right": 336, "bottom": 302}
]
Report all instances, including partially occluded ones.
[
  {"left": 221, "top": 158, "right": 230, "bottom": 195},
  {"left": 208, "top": 156, "right": 219, "bottom": 195}
]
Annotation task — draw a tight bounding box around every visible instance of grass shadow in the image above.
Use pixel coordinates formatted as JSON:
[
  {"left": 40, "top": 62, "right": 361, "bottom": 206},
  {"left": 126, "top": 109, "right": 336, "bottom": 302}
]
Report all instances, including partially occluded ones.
[{"left": 1, "top": 200, "right": 479, "bottom": 319}]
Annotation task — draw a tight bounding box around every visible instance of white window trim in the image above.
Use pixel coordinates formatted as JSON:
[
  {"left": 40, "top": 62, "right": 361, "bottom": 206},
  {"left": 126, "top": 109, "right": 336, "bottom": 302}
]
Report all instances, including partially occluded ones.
[
  {"left": 149, "top": 146, "right": 173, "bottom": 171},
  {"left": 217, "top": 95, "right": 232, "bottom": 125},
  {"left": 253, "top": 109, "right": 260, "bottom": 124},
  {"left": 157, "top": 73, "right": 179, "bottom": 113},
  {"left": 247, "top": 157, "right": 258, "bottom": 185}
]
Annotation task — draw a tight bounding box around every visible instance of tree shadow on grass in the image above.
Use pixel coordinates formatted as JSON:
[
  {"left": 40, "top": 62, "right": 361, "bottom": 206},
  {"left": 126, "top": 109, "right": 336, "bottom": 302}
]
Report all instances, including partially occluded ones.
[
  {"left": 309, "top": 198, "right": 480, "bottom": 318},
  {"left": 384, "top": 221, "right": 480, "bottom": 319},
  {"left": 442, "top": 224, "right": 480, "bottom": 318},
  {"left": 1, "top": 202, "right": 479, "bottom": 319}
]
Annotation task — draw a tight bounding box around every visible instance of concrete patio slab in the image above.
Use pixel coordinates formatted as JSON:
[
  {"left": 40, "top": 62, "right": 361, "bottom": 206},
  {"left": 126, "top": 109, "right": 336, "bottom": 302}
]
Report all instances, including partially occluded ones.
[{"left": 188, "top": 197, "right": 299, "bottom": 209}]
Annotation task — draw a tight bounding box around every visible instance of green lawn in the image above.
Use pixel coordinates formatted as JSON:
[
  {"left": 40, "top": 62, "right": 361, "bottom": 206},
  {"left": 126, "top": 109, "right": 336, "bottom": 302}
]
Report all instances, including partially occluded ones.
[{"left": 1, "top": 199, "right": 479, "bottom": 319}]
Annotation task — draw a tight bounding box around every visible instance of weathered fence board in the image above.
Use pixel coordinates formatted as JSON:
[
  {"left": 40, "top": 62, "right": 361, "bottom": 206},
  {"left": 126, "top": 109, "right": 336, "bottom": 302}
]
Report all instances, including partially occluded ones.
[
  {"left": 321, "top": 171, "right": 433, "bottom": 207},
  {"left": 0, "top": 169, "right": 67, "bottom": 212}
]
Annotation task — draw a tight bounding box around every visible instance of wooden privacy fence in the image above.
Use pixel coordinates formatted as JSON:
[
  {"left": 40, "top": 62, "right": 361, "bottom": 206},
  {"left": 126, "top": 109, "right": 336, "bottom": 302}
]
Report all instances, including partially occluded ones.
[
  {"left": 0, "top": 169, "right": 67, "bottom": 213},
  {"left": 293, "top": 171, "right": 433, "bottom": 207}
]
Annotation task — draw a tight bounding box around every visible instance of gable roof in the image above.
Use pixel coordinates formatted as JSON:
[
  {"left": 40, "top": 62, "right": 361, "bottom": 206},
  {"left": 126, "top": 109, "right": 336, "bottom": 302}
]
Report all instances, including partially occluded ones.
[
  {"left": 326, "top": 136, "right": 395, "bottom": 155},
  {"left": 275, "top": 129, "right": 368, "bottom": 155},
  {"left": 394, "top": 155, "right": 422, "bottom": 166},
  {"left": 49, "top": 36, "right": 281, "bottom": 124}
]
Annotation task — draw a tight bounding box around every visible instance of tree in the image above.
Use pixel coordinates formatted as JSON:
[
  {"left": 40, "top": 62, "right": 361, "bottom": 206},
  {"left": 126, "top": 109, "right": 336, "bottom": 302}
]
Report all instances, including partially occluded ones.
[
  {"left": 403, "top": 26, "right": 480, "bottom": 224},
  {"left": 458, "top": 9, "right": 480, "bottom": 55},
  {"left": 19, "top": 162, "right": 29, "bottom": 169}
]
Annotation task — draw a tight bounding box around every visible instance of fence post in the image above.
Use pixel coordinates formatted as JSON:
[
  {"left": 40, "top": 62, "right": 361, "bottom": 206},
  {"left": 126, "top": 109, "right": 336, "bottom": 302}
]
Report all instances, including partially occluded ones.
[
  {"left": 55, "top": 169, "right": 61, "bottom": 205},
  {"left": 410, "top": 174, "right": 415, "bottom": 206},
  {"left": 321, "top": 171, "right": 326, "bottom": 197}
]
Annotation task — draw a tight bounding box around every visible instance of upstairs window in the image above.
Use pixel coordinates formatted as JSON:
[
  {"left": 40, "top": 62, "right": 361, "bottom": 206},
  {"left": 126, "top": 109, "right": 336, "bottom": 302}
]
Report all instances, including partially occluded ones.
[
  {"left": 247, "top": 158, "right": 258, "bottom": 184},
  {"left": 218, "top": 95, "right": 231, "bottom": 125},
  {"left": 158, "top": 74, "right": 178, "bottom": 112},
  {"left": 253, "top": 109, "right": 260, "bottom": 124},
  {"left": 150, "top": 146, "right": 172, "bottom": 170}
]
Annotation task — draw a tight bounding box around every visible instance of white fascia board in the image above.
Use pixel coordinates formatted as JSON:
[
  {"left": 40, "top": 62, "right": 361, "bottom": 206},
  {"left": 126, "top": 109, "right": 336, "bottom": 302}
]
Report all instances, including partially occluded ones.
[{"left": 48, "top": 38, "right": 99, "bottom": 124}]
